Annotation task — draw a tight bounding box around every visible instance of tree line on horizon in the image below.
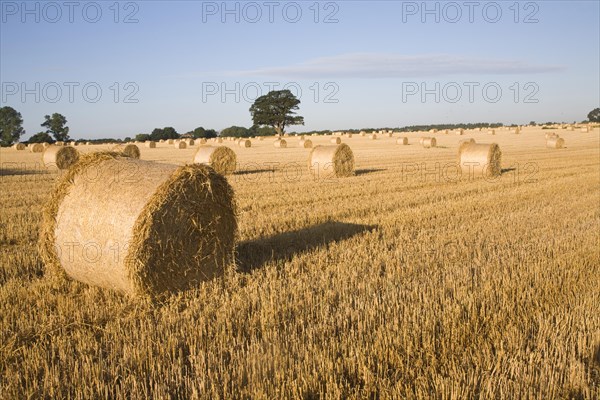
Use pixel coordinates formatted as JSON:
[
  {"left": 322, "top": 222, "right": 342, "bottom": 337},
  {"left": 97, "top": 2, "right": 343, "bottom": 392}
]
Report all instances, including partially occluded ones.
[{"left": 2, "top": 103, "right": 599, "bottom": 147}]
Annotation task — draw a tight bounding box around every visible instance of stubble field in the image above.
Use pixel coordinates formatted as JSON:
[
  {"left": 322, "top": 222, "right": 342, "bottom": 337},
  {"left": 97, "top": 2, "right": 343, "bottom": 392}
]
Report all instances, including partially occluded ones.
[{"left": 1, "top": 127, "right": 599, "bottom": 399}]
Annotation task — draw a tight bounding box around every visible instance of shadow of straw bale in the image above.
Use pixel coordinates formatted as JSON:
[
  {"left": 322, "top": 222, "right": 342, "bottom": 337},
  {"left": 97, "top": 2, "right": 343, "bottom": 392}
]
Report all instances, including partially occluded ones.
[
  {"left": 236, "top": 221, "right": 376, "bottom": 273},
  {"left": 234, "top": 168, "right": 275, "bottom": 176},
  {"left": 355, "top": 168, "right": 386, "bottom": 176}
]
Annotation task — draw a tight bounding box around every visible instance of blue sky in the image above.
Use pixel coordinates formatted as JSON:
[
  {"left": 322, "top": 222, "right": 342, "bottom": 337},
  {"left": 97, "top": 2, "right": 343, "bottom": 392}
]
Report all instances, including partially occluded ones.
[{"left": 1, "top": 0, "right": 599, "bottom": 139}]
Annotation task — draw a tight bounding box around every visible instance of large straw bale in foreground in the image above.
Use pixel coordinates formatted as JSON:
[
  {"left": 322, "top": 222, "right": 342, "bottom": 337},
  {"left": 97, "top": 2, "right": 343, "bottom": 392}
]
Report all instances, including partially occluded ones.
[
  {"left": 546, "top": 137, "right": 565, "bottom": 149},
  {"left": 39, "top": 152, "right": 237, "bottom": 298},
  {"left": 193, "top": 146, "right": 237, "bottom": 175},
  {"left": 308, "top": 144, "right": 354, "bottom": 178},
  {"left": 458, "top": 142, "right": 502, "bottom": 178},
  {"left": 43, "top": 145, "right": 80, "bottom": 169},
  {"left": 113, "top": 144, "right": 141, "bottom": 159}
]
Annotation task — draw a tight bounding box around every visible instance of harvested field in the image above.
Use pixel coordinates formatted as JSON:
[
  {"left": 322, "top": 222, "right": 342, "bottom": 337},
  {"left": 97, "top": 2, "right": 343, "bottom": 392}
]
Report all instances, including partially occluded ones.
[{"left": 0, "top": 127, "right": 599, "bottom": 398}]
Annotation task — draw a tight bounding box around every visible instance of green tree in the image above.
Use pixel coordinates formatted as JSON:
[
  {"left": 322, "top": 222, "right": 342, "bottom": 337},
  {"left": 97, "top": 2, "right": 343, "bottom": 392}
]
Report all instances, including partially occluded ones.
[
  {"left": 163, "top": 127, "right": 179, "bottom": 139},
  {"left": 249, "top": 124, "right": 276, "bottom": 137},
  {"left": 28, "top": 132, "right": 53, "bottom": 143},
  {"left": 0, "top": 106, "right": 25, "bottom": 146},
  {"left": 249, "top": 89, "right": 304, "bottom": 135},
  {"left": 192, "top": 127, "right": 218, "bottom": 139},
  {"left": 41, "top": 113, "right": 70, "bottom": 141},
  {"left": 587, "top": 108, "right": 600, "bottom": 123},
  {"left": 150, "top": 128, "right": 164, "bottom": 140},
  {"left": 220, "top": 126, "right": 250, "bottom": 138},
  {"left": 149, "top": 127, "right": 179, "bottom": 140},
  {"left": 135, "top": 133, "right": 150, "bottom": 142}
]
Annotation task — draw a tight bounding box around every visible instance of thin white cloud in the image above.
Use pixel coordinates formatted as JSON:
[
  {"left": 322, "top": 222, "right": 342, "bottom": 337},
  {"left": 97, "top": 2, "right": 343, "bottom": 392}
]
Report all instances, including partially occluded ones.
[{"left": 227, "top": 53, "right": 565, "bottom": 79}]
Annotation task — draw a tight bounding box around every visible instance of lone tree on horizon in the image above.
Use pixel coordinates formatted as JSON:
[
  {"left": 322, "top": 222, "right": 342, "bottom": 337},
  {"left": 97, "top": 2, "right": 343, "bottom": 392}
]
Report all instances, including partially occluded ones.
[
  {"left": 249, "top": 89, "right": 304, "bottom": 136},
  {"left": 588, "top": 107, "right": 600, "bottom": 123},
  {"left": 42, "top": 113, "right": 70, "bottom": 141}
]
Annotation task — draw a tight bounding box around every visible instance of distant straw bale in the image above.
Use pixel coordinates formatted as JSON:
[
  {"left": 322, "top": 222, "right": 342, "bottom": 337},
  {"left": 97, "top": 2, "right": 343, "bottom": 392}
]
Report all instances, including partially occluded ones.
[
  {"left": 193, "top": 145, "right": 237, "bottom": 175},
  {"left": 308, "top": 144, "right": 354, "bottom": 178}
]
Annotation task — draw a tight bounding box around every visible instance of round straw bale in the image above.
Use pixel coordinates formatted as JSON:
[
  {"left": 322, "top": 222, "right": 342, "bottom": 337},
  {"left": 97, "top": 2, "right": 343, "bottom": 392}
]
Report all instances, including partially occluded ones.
[
  {"left": 55, "top": 141, "right": 64, "bottom": 146},
  {"left": 421, "top": 137, "right": 436, "bottom": 148},
  {"left": 488, "top": 129, "right": 495, "bottom": 135},
  {"left": 396, "top": 137, "right": 408, "bottom": 145},
  {"left": 456, "top": 129, "right": 464, "bottom": 135},
  {"left": 330, "top": 137, "right": 342, "bottom": 144},
  {"left": 216, "top": 137, "right": 223, "bottom": 143},
  {"left": 159, "top": 139, "right": 165, "bottom": 143},
  {"left": 167, "top": 139, "right": 174, "bottom": 144},
  {"left": 39, "top": 152, "right": 237, "bottom": 298},
  {"left": 546, "top": 137, "right": 565, "bottom": 148},
  {"left": 298, "top": 135, "right": 305, "bottom": 140},
  {"left": 458, "top": 143, "right": 502, "bottom": 178},
  {"left": 580, "top": 127, "right": 589, "bottom": 133},
  {"left": 238, "top": 139, "right": 251, "bottom": 148},
  {"left": 299, "top": 139, "right": 313, "bottom": 148},
  {"left": 186, "top": 139, "right": 195, "bottom": 146},
  {"left": 387, "top": 132, "right": 393, "bottom": 137},
  {"left": 43, "top": 145, "right": 80, "bottom": 169},
  {"left": 457, "top": 139, "right": 476, "bottom": 162},
  {"left": 29, "top": 143, "right": 44, "bottom": 153},
  {"left": 346, "top": 133, "right": 353, "bottom": 138},
  {"left": 308, "top": 144, "right": 354, "bottom": 178},
  {"left": 174, "top": 141, "right": 187, "bottom": 149},
  {"left": 42, "top": 142, "right": 50, "bottom": 148},
  {"left": 113, "top": 144, "right": 141, "bottom": 159},
  {"left": 258, "top": 137, "right": 264, "bottom": 141},
  {"left": 274, "top": 139, "right": 287, "bottom": 148},
  {"left": 545, "top": 132, "right": 558, "bottom": 140},
  {"left": 370, "top": 134, "right": 377, "bottom": 140},
  {"left": 13, "top": 142, "right": 26, "bottom": 150},
  {"left": 193, "top": 145, "right": 237, "bottom": 175},
  {"left": 85, "top": 142, "right": 92, "bottom": 146},
  {"left": 360, "top": 131, "right": 366, "bottom": 137}
]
